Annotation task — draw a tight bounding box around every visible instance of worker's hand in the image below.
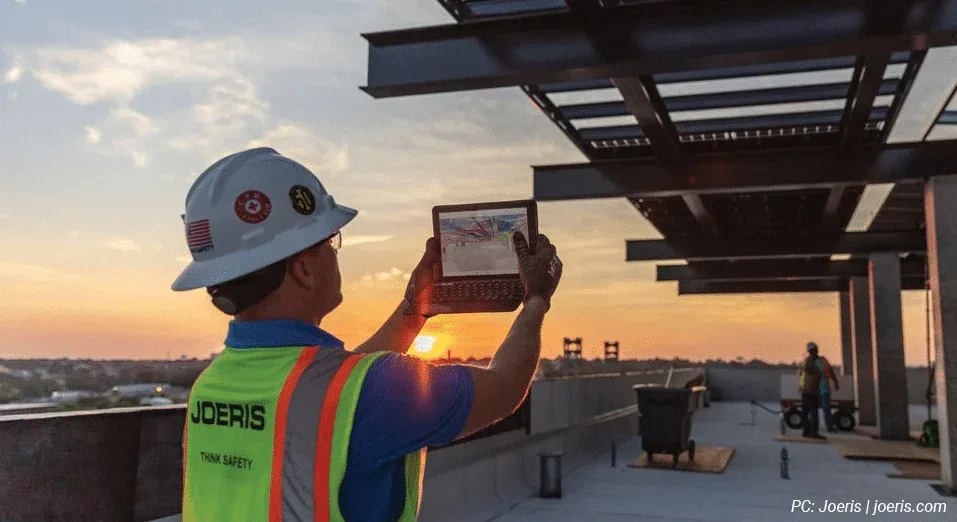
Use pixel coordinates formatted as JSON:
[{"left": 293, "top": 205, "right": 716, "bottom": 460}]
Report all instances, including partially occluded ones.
[
  {"left": 513, "top": 231, "right": 562, "bottom": 312},
  {"left": 404, "top": 237, "right": 440, "bottom": 317}
]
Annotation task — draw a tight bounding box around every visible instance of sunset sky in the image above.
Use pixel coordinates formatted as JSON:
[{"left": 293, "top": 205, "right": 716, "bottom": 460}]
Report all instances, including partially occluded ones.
[{"left": 0, "top": 0, "right": 944, "bottom": 365}]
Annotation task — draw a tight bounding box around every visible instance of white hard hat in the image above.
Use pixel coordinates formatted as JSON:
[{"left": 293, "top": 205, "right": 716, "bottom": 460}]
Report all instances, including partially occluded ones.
[{"left": 171, "top": 147, "right": 357, "bottom": 291}]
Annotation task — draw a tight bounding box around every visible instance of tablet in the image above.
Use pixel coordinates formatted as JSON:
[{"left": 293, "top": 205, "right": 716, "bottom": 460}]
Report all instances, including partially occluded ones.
[{"left": 432, "top": 200, "right": 538, "bottom": 280}]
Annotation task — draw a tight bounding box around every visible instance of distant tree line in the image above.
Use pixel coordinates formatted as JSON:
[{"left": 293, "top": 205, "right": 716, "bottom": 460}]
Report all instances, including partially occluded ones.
[{"left": 0, "top": 358, "right": 210, "bottom": 403}]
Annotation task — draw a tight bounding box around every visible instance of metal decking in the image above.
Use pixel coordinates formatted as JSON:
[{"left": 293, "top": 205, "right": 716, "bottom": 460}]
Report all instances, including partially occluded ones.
[{"left": 362, "top": 0, "right": 957, "bottom": 293}]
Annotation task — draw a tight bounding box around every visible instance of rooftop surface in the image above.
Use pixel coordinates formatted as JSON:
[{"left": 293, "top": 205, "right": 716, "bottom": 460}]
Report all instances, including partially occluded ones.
[
  {"left": 151, "top": 401, "right": 952, "bottom": 522},
  {"left": 495, "top": 402, "right": 954, "bottom": 522}
]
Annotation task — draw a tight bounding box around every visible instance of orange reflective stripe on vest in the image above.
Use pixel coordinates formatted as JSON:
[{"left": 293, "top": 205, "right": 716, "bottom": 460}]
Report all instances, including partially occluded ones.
[{"left": 313, "top": 353, "right": 363, "bottom": 519}]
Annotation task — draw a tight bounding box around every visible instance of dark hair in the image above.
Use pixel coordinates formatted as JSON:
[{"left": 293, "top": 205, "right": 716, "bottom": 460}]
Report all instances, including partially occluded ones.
[{"left": 207, "top": 258, "right": 289, "bottom": 315}]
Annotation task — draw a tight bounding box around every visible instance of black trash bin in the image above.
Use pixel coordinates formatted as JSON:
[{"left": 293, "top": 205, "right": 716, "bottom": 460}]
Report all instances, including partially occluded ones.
[{"left": 633, "top": 386, "right": 697, "bottom": 467}]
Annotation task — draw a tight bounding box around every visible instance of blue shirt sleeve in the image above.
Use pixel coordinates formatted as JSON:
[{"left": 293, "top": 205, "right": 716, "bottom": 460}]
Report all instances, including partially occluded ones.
[{"left": 348, "top": 353, "right": 474, "bottom": 471}]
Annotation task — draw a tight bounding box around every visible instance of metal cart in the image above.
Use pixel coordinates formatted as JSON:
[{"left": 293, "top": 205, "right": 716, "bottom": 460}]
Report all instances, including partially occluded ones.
[
  {"left": 633, "top": 386, "right": 700, "bottom": 467},
  {"left": 779, "top": 374, "right": 857, "bottom": 432}
]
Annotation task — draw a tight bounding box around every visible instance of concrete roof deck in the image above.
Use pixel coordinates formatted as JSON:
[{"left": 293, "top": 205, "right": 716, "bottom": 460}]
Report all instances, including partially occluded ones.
[{"left": 496, "top": 402, "right": 955, "bottom": 522}]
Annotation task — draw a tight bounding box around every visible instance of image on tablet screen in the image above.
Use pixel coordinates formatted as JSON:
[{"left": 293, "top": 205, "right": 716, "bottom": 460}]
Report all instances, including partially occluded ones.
[{"left": 438, "top": 207, "right": 529, "bottom": 277}]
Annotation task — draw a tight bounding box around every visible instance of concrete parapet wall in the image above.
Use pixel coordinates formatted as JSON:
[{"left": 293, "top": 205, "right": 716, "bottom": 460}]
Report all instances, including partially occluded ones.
[
  {"left": 529, "top": 368, "right": 702, "bottom": 434},
  {"left": 0, "top": 368, "right": 701, "bottom": 522},
  {"left": 0, "top": 405, "right": 185, "bottom": 522},
  {"left": 705, "top": 366, "right": 934, "bottom": 404},
  {"left": 419, "top": 408, "right": 636, "bottom": 522}
]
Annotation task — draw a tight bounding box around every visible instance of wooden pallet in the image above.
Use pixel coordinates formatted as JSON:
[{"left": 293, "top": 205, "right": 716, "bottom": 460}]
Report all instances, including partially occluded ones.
[
  {"left": 829, "top": 437, "right": 939, "bottom": 462},
  {"left": 629, "top": 446, "right": 735, "bottom": 473}
]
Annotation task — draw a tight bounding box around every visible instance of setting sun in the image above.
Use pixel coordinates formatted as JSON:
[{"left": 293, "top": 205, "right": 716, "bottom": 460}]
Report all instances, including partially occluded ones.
[{"left": 413, "top": 335, "right": 437, "bottom": 353}]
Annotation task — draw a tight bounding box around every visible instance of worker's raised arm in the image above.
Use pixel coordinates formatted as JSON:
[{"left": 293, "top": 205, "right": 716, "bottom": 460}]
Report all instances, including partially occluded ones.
[
  {"left": 458, "top": 296, "right": 548, "bottom": 437},
  {"left": 456, "top": 232, "right": 562, "bottom": 439}
]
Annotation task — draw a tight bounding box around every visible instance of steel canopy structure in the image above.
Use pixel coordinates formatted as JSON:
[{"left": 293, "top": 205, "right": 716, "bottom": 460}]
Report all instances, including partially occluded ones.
[
  {"left": 363, "top": 0, "right": 957, "bottom": 490},
  {"left": 362, "top": 0, "right": 957, "bottom": 295}
]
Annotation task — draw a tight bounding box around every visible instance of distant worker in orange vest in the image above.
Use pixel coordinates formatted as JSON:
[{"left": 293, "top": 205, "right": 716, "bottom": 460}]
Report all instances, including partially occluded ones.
[
  {"left": 798, "top": 342, "right": 839, "bottom": 438},
  {"left": 171, "top": 148, "right": 562, "bottom": 521}
]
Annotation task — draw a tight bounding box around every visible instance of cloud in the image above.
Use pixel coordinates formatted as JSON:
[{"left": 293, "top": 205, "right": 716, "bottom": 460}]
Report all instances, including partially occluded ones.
[
  {"left": 98, "top": 237, "right": 141, "bottom": 252},
  {"left": 326, "top": 93, "right": 583, "bottom": 228},
  {"left": 16, "top": 37, "right": 270, "bottom": 166},
  {"left": 0, "top": 213, "right": 6, "bottom": 220},
  {"left": 175, "top": 255, "right": 192, "bottom": 263},
  {"left": 83, "top": 126, "right": 101, "bottom": 144},
  {"left": 25, "top": 38, "right": 245, "bottom": 105},
  {"left": 154, "top": 245, "right": 163, "bottom": 252},
  {"left": 108, "top": 107, "right": 157, "bottom": 136},
  {"left": 11, "top": 19, "right": 360, "bottom": 168},
  {"left": 341, "top": 235, "right": 394, "bottom": 247},
  {"left": 11, "top": 0, "right": 27, "bottom": 4},
  {"left": 376, "top": 267, "right": 405, "bottom": 281},
  {"left": 181, "top": 76, "right": 268, "bottom": 154},
  {"left": 130, "top": 150, "right": 149, "bottom": 168},
  {"left": 354, "top": 267, "right": 411, "bottom": 288},
  {"left": 2, "top": 65, "right": 22, "bottom": 84},
  {"left": 246, "top": 123, "right": 348, "bottom": 175}
]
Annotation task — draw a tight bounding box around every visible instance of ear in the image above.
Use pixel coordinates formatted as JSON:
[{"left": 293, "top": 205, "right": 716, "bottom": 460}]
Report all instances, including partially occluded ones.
[{"left": 285, "top": 252, "right": 315, "bottom": 289}]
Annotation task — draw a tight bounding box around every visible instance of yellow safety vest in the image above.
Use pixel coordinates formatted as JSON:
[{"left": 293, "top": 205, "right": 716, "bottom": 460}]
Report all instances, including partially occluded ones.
[{"left": 182, "top": 347, "right": 425, "bottom": 521}]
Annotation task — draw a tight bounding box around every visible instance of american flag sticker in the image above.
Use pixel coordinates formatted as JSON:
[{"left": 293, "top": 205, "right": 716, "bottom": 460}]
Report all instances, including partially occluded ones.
[{"left": 186, "top": 219, "right": 214, "bottom": 253}]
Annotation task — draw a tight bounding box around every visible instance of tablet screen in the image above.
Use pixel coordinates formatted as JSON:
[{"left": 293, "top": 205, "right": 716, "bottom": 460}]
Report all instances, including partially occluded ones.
[{"left": 438, "top": 206, "right": 530, "bottom": 277}]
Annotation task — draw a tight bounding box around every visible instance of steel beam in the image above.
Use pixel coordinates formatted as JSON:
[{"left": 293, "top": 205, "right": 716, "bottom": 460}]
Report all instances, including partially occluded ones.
[
  {"left": 840, "top": 55, "right": 893, "bottom": 145},
  {"left": 533, "top": 142, "right": 956, "bottom": 201},
  {"left": 613, "top": 76, "right": 678, "bottom": 158},
  {"left": 612, "top": 76, "right": 721, "bottom": 234},
  {"left": 558, "top": 80, "right": 901, "bottom": 120},
  {"left": 882, "top": 51, "right": 927, "bottom": 140},
  {"left": 653, "top": 54, "right": 908, "bottom": 85},
  {"left": 823, "top": 2, "right": 898, "bottom": 230},
  {"left": 436, "top": 0, "right": 473, "bottom": 20},
  {"left": 574, "top": 108, "right": 887, "bottom": 140},
  {"left": 562, "top": 0, "right": 720, "bottom": 235},
  {"left": 457, "top": 0, "right": 570, "bottom": 20},
  {"left": 362, "top": 0, "right": 957, "bottom": 98},
  {"left": 538, "top": 57, "right": 875, "bottom": 93},
  {"left": 626, "top": 230, "right": 926, "bottom": 262},
  {"left": 676, "top": 277, "right": 926, "bottom": 295},
  {"left": 522, "top": 84, "right": 592, "bottom": 158},
  {"left": 656, "top": 258, "right": 927, "bottom": 281}
]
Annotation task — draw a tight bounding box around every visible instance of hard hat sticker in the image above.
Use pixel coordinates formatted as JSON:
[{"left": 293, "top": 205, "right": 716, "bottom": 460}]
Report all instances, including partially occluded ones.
[
  {"left": 235, "top": 190, "right": 272, "bottom": 224},
  {"left": 186, "top": 219, "right": 214, "bottom": 254},
  {"left": 289, "top": 185, "right": 316, "bottom": 215}
]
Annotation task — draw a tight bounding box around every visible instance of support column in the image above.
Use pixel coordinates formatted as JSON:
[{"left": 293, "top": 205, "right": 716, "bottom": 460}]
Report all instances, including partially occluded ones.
[
  {"left": 839, "top": 291, "right": 853, "bottom": 376},
  {"left": 849, "top": 276, "right": 876, "bottom": 426},
  {"left": 868, "top": 252, "right": 910, "bottom": 440},
  {"left": 925, "top": 175, "right": 957, "bottom": 493}
]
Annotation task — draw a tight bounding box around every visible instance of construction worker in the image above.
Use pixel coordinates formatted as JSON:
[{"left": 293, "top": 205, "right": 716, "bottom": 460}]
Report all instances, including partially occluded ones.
[
  {"left": 797, "top": 342, "right": 839, "bottom": 438},
  {"left": 171, "top": 148, "right": 562, "bottom": 521},
  {"left": 810, "top": 342, "right": 840, "bottom": 431}
]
